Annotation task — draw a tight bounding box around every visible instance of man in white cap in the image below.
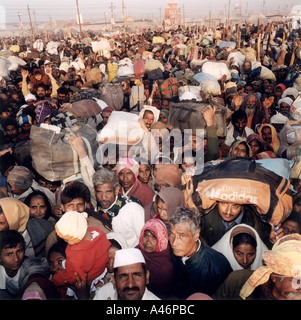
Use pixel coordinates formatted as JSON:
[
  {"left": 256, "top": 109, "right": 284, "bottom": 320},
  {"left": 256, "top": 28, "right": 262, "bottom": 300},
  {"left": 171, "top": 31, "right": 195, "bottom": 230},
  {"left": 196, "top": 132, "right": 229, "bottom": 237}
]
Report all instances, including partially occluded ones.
[{"left": 94, "top": 247, "right": 160, "bottom": 300}]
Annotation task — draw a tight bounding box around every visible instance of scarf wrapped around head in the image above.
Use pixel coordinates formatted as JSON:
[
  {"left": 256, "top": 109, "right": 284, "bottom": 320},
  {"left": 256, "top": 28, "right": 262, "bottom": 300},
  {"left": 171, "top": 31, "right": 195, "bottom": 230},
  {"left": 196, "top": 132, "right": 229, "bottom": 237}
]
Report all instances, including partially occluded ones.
[
  {"left": 7, "top": 166, "right": 34, "bottom": 191},
  {"left": 0, "top": 197, "right": 30, "bottom": 232},
  {"left": 246, "top": 134, "right": 264, "bottom": 149},
  {"left": 257, "top": 124, "right": 280, "bottom": 154},
  {"left": 240, "top": 234, "right": 301, "bottom": 299},
  {"left": 213, "top": 224, "right": 268, "bottom": 271},
  {"left": 138, "top": 219, "right": 168, "bottom": 252},
  {"left": 114, "top": 158, "right": 140, "bottom": 177},
  {"left": 139, "top": 105, "right": 160, "bottom": 123}
]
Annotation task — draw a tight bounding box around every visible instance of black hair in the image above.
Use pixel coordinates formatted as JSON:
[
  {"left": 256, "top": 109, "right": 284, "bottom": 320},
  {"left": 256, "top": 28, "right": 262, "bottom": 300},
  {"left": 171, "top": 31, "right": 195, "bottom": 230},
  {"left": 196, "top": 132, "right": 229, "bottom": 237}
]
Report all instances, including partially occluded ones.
[
  {"left": 231, "top": 109, "right": 248, "bottom": 125},
  {"left": 0, "top": 230, "right": 25, "bottom": 252},
  {"left": 57, "top": 86, "right": 70, "bottom": 95},
  {"left": 2, "top": 118, "right": 19, "bottom": 130},
  {"left": 60, "top": 181, "right": 91, "bottom": 205},
  {"left": 47, "top": 239, "right": 68, "bottom": 261},
  {"left": 109, "top": 239, "right": 122, "bottom": 250},
  {"left": 0, "top": 153, "right": 19, "bottom": 176},
  {"left": 232, "top": 233, "right": 257, "bottom": 250}
]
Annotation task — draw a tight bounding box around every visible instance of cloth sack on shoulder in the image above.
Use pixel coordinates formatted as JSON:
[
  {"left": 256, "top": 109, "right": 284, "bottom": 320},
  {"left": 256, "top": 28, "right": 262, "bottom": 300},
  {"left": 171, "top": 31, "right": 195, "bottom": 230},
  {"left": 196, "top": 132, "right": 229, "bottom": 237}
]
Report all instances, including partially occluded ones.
[
  {"left": 30, "top": 124, "right": 98, "bottom": 181},
  {"left": 99, "top": 83, "right": 124, "bottom": 111}
]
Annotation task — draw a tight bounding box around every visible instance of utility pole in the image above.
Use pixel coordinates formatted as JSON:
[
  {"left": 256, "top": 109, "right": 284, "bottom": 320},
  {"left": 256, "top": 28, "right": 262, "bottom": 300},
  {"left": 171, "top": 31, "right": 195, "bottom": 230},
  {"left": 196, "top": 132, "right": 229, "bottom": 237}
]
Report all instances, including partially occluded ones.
[
  {"left": 27, "top": 4, "right": 35, "bottom": 40},
  {"left": 33, "top": 10, "right": 38, "bottom": 34},
  {"left": 76, "top": 0, "right": 83, "bottom": 38},
  {"left": 18, "top": 12, "right": 23, "bottom": 31},
  {"left": 122, "top": 0, "right": 125, "bottom": 23},
  {"left": 104, "top": 12, "right": 108, "bottom": 30},
  {"left": 109, "top": 1, "right": 115, "bottom": 26},
  {"left": 228, "top": 0, "right": 231, "bottom": 26},
  {"left": 262, "top": 0, "right": 265, "bottom": 14}
]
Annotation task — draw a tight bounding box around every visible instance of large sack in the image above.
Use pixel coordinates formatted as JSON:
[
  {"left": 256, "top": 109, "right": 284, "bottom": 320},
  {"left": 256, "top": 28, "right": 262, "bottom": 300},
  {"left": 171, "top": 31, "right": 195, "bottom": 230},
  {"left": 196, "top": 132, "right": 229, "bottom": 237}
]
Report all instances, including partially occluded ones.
[
  {"left": 58, "top": 99, "right": 103, "bottom": 125},
  {"left": 184, "top": 158, "right": 292, "bottom": 226},
  {"left": 0, "top": 56, "right": 11, "bottom": 79},
  {"left": 258, "top": 65, "right": 276, "bottom": 81},
  {"left": 193, "top": 73, "right": 221, "bottom": 97},
  {"left": 168, "top": 98, "right": 227, "bottom": 137},
  {"left": 133, "top": 59, "right": 145, "bottom": 78},
  {"left": 117, "top": 58, "right": 134, "bottom": 78},
  {"left": 278, "top": 123, "right": 301, "bottom": 159},
  {"left": 178, "top": 85, "right": 203, "bottom": 101},
  {"left": 85, "top": 67, "right": 102, "bottom": 85},
  {"left": 201, "top": 61, "right": 231, "bottom": 81},
  {"left": 159, "top": 77, "right": 179, "bottom": 100},
  {"left": 30, "top": 124, "right": 98, "bottom": 181},
  {"left": 70, "top": 88, "right": 101, "bottom": 103},
  {"left": 97, "top": 111, "right": 144, "bottom": 146},
  {"left": 99, "top": 83, "right": 124, "bottom": 111},
  {"left": 7, "top": 56, "right": 27, "bottom": 71}
]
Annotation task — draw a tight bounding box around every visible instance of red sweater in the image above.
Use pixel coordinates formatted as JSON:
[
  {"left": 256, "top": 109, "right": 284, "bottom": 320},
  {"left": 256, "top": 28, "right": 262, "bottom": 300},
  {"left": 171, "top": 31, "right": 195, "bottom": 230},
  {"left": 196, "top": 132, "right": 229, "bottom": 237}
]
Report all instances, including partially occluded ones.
[{"left": 52, "top": 227, "right": 110, "bottom": 286}]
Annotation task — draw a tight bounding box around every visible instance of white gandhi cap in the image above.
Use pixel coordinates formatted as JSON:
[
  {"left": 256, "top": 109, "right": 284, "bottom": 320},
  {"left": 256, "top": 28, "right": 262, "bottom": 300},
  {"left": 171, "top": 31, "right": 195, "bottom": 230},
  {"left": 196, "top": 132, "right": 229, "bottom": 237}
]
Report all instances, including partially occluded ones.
[{"left": 114, "top": 248, "right": 145, "bottom": 268}]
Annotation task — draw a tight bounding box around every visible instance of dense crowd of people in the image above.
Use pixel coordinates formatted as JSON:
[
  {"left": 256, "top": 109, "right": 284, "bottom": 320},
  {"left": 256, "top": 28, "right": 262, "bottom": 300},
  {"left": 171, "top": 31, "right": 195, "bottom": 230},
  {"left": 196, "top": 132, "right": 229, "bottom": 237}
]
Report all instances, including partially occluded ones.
[{"left": 0, "top": 17, "right": 301, "bottom": 300}]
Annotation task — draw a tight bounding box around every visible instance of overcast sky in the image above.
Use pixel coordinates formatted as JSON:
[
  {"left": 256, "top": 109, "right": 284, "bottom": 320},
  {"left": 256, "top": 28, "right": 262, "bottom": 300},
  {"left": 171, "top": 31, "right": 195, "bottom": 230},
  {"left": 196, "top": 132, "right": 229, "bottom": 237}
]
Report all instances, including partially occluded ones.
[{"left": 1, "top": 0, "right": 299, "bottom": 24}]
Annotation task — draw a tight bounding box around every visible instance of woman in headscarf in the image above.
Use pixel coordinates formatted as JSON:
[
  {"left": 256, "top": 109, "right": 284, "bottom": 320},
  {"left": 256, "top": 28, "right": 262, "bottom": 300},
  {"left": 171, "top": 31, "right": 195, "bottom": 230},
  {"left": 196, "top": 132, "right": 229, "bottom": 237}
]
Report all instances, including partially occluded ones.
[
  {"left": 24, "top": 190, "right": 57, "bottom": 222},
  {"left": 138, "top": 219, "right": 173, "bottom": 299},
  {"left": 0, "top": 197, "right": 54, "bottom": 258},
  {"left": 212, "top": 224, "right": 268, "bottom": 271},
  {"left": 228, "top": 140, "right": 252, "bottom": 158},
  {"left": 240, "top": 234, "right": 301, "bottom": 300},
  {"left": 246, "top": 134, "right": 266, "bottom": 158},
  {"left": 145, "top": 186, "right": 184, "bottom": 228}
]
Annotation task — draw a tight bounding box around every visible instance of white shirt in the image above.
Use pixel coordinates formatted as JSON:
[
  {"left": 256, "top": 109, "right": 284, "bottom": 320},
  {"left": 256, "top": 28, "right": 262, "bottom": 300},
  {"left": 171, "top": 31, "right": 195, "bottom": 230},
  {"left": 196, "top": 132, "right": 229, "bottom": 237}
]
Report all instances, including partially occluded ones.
[{"left": 93, "top": 282, "right": 160, "bottom": 300}]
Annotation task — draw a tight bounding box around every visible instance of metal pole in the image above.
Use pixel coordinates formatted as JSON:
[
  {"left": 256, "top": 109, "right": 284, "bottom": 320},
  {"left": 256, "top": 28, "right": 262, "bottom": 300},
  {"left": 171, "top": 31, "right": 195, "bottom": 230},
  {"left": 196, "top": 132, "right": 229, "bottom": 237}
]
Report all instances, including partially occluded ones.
[
  {"left": 18, "top": 12, "right": 23, "bottom": 31},
  {"left": 27, "top": 4, "right": 35, "bottom": 40},
  {"left": 228, "top": 0, "right": 231, "bottom": 26},
  {"left": 76, "top": 0, "right": 83, "bottom": 38},
  {"left": 33, "top": 11, "right": 38, "bottom": 34}
]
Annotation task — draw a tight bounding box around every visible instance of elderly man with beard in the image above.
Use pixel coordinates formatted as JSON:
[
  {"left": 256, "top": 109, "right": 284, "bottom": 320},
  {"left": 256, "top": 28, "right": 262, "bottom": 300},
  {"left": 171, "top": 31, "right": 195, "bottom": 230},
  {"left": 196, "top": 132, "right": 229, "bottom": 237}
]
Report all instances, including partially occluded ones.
[{"left": 240, "top": 93, "right": 275, "bottom": 131}]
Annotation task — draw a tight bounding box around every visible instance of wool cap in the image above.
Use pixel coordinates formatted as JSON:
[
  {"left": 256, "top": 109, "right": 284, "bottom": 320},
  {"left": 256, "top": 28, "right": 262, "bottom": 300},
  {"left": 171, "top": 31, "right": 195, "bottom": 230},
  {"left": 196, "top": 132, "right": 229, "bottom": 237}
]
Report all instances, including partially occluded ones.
[
  {"left": 55, "top": 211, "right": 88, "bottom": 245},
  {"left": 282, "top": 87, "right": 299, "bottom": 100},
  {"left": 278, "top": 97, "right": 294, "bottom": 107},
  {"left": 7, "top": 166, "right": 34, "bottom": 191},
  {"left": 114, "top": 157, "right": 140, "bottom": 177},
  {"left": 160, "top": 108, "right": 169, "bottom": 119},
  {"left": 114, "top": 248, "right": 145, "bottom": 268}
]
